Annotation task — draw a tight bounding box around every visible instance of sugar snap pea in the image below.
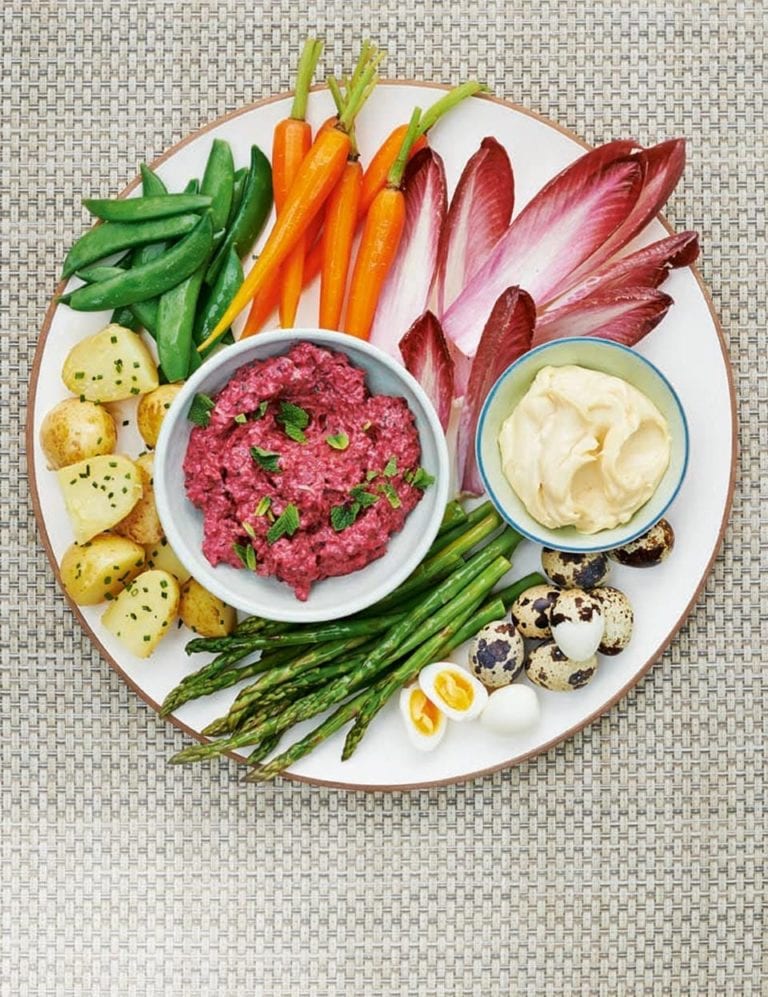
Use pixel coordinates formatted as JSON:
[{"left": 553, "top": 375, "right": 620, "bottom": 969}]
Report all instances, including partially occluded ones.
[
  {"left": 201, "top": 139, "right": 235, "bottom": 232},
  {"left": 139, "top": 163, "right": 168, "bottom": 197},
  {"left": 60, "top": 215, "right": 214, "bottom": 310},
  {"left": 61, "top": 214, "right": 200, "bottom": 278},
  {"left": 195, "top": 245, "right": 243, "bottom": 345},
  {"left": 83, "top": 193, "right": 212, "bottom": 222},
  {"left": 184, "top": 178, "right": 200, "bottom": 195},
  {"left": 74, "top": 262, "right": 159, "bottom": 335},
  {"left": 111, "top": 305, "right": 141, "bottom": 331},
  {"left": 156, "top": 265, "right": 207, "bottom": 381},
  {"left": 227, "top": 167, "right": 248, "bottom": 229},
  {"left": 206, "top": 144, "right": 272, "bottom": 283}
]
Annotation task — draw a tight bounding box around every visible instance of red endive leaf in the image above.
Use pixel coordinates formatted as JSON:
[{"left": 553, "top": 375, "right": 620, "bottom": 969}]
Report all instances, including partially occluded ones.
[
  {"left": 457, "top": 287, "right": 536, "bottom": 494},
  {"left": 544, "top": 230, "right": 699, "bottom": 311},
  {"left": 369, "top": 149, "right": 447, "bottom": 357},
  {"left": 443, "top": 146, "right": 644, "bottom": 356},
  {"left": 399, "top": 311, "right": 455, "bottom": 430},
  {"left": 557, "top": 139, "right": 687, "bottom": 295},
  {"left": 532, "top": 287, "right": 673, "bottom": 348},
  {"left": 433, "top": 137, "right": 514, "bottom": 316}
]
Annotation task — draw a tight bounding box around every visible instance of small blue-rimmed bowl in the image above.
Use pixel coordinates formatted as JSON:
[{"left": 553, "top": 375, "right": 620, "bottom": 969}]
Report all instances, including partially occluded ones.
[{"left": 475, "top": 337, "right": 689, "bottom": 553}]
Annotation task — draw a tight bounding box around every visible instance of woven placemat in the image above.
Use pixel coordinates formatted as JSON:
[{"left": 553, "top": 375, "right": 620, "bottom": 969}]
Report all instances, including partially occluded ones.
[{"left": 3, "top": 1, "right": 765, "bottom": 993}]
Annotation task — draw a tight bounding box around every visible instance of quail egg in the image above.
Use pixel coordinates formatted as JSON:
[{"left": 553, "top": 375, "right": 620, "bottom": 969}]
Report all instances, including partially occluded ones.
[
  {"left": 608, "top": 518, "right": 675, "bottom": 567},
  {"left": 592, "top": 586, "right": 634, "bottom": 655},
  {"left": 399, "top": 685, "right": 447, "bottom": 751},
  {"left": 541, "top": 548, "right": 610, "bottom": 589},
  {"left": 526, "top": 641, "right": 599, "bottom": 692},
  {"left": 511, "top": 583, "right": 561, "bottom": 639},
  {"left": 418, "top": 662, "right": 488, "bottom": 722},
  {"left": 480, "top": 685, "right": 541, "bottom": 735},
  {"left": 469, "top": 620, "right": 526, "bottom": 688},
  {"left": 550, "top": 589, "right": 604, "bottom": 661}
]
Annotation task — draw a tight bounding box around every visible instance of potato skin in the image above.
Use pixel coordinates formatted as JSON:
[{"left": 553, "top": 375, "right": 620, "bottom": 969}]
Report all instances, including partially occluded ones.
[
  {"left": 113, "top": 453, "right": 163, "bottom": 545},
  {"left": 59, "top": 534, "right": 146, "bottom": 605},
  {"left": 137, "top": 383, "right": 184, "bottom": 448},
  {"left": 144, "top": 537, "right": 192, "bottom": 584},
  {"left": 40, "top": 398, "right": 117, "bottom": 470},
  {"left": 179, "top": 578, "right": 237, "bottom": 637}
]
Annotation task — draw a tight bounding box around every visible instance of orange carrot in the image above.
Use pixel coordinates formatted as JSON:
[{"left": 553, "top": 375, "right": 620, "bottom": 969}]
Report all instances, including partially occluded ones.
[
  {"left": 198, "top": 47, "right": 382, "bottom": 353},
  {"left": 343, "top": 109, "right": 421, "bottom": 340},
  {"left": 319, "top": 156, "right": 362, "bottom": 329}
]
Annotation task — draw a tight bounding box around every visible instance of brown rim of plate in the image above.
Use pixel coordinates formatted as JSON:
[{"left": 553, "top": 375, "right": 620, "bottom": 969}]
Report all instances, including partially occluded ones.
[{"left": 26, "top": 80, "right": 738, "bottom": 793}]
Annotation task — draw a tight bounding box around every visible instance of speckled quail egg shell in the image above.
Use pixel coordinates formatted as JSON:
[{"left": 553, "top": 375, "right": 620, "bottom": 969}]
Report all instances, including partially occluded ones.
[
  {"left": 398, "top": 685, "right": 447, "bottom": 751},
  {"left": 550, "top": 589, "right": 604, "bottom": 661},
  {"left": 480, "top": 685, "right": 541, "bottom": 735},
  {"left": 592, "top": 586, "right": 634, "bottom": 655},
  {"left": 608, "top": 518, "right": 675, "bottom": 567},
  {"left": 541, "top": 548, "right": 609, "bottom": 589},
  {"left": 526, "top": 641, "right": 599, "bottom": 692},
  {"left": 469, "top": 620, "right": 525, "bottom": 688},
  {"left": 510, "top": 584, "right": 561, "bottom": 639},
  {"left": 418, "top": 661, "right": 488, "bottom": 722}
]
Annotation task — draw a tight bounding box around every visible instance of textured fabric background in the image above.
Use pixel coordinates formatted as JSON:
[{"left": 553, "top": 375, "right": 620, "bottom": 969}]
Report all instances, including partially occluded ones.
[{"left": 3, "top": 0, "right": 765, "bottom": 993}]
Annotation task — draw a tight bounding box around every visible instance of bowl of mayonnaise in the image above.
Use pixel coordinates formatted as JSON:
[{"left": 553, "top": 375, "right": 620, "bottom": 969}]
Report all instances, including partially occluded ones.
[{"left": 475, "top": 337, "right": 689, "bottom": 553}]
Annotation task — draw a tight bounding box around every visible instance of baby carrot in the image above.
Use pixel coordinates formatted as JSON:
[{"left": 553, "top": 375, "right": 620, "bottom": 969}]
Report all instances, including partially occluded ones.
[
  {"left": 343, "top": 109, "right": 422, "bottom": 340},
  {"left": 319, "top": 155, "right": 362, "bottom": 329},
  {"left": 197, "top": 47, "right": 382, "bottom": 353}
]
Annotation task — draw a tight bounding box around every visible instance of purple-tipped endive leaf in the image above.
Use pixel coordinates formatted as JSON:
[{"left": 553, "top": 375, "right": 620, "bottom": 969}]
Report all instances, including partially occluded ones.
[
  {"left": 399, "top": 311, "right": 455, "bottom": 430},
  {"left": 369, "top": 149, "right": 447, "bottom": 357},
  {"left": 443, "top": 145, "right": 644, "bottom": 355},
  {"left": 433, "top": 137, "right": 514, "bottom": 316},
  {"left": 532, "top": 287, "right": 673, "bottom": 348},
  {"left": 457, "top": 287, "right": 536, "bottom": 494}
]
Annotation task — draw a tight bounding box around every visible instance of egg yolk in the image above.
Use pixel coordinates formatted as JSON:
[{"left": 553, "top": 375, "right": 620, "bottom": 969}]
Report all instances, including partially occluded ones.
[
  {"left": 409, "top": 689, "right": 441, "bottom": 736},
  {"left": 434, "top": 670, "right": 474, "bottom": 712}
]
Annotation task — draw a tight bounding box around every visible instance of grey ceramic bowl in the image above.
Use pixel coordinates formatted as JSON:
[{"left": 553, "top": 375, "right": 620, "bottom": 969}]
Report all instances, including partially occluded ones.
[
  {"left": 476, "top": 337, "right": 689, "bottom": 553},
  {"left": 154, "top": 329, "right": 450, "bottom": 623}
]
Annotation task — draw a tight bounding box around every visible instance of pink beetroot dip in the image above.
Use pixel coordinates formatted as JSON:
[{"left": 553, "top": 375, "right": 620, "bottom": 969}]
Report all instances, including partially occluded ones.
[{"left": 184, "top": 342, "right": 430, "bottom": 601}]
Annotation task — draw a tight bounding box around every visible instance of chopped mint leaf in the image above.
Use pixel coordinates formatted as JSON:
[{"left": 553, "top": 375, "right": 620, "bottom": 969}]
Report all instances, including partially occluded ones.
[
  {"left": 378, "top": 481, "right": 402, "bottom": 509},
  {"left": 250, "top": 446, "right": 281, "bottom": 473},
  {"left": 383, "top": 456, "right": 398, "bottom": 477},
  {"left": 266, "top": 503, "right": 300, "bottom": 544},
  {"left": 330, "top": 503, "right": 360, "bottom": 532},
  {"left": 278, "top": 400, "right": 310, "bottom": 429},
  {"left": 245, "top": 545, "right": 257, "bottom": 570},
  {"left": 408, "top": 467, "right": 435, "bottom": 490},
  {"left": 242, "top": 520, "right": 256, "bottom": 539},
  {"left": 350, "top": 485, "right": 378, "bottom": 508},
  {"left": 282, "top": 422, "right": 307, "bottom": 444},
  {"left": 187, "top": 393, "right": 215, "bottom": 427},
  {"left": 233, "top": 543, "right": 250, "bottom": 567},
  {"left": 254, "top": 496, "right": 272, "bottom": 517},
  {"left": 326, "top": 432, "right": 349, "bottom": 451},
  {"left": 234, "top": 413, "right": 248, "bottom": 424},
  {"left": 365, "top": 469, "right": 378, "bottom": 482},
  {"left": 254, "top": 400, "right": 269, "bottom": 420}
]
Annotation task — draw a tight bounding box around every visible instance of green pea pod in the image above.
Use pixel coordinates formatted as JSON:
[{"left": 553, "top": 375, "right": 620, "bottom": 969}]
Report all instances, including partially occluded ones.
[
  {"left": 184, "top": 178, "right": 200, "bottom": 195},
  {"left": 73, "top": 263, "right": 159, "bottom": 335},
  {"left": 227, "top": 167, "right": 248, "bottom": 230},
  {"left": 188, "top": 329, "right": 235, "bottom": 375},
  {"left": 60, "top": 215, "right": 214, "bottom": 310},
  {"left": 156, "top": 266, "right": 207, "bottom": 382},
  {"left": 196, "top": 246, "right": 243, "bottom": 345},
  {"left": 206, "top": 145, "right": 272, "bottom": 283},
  {"left": 111, "top": 305, "right": 141, "bottom": 331},
  {"left": 61, "top": 214, "right": 200, "bottom": 278},
  {"left": 201, "top": 139, "right": 235, "bottom": 232},
  {"left": 140, "top": 163, "right": 168, "bottom": 197},
  {"left": 83, "top": 192, "right": 212, "bottom": 222}
]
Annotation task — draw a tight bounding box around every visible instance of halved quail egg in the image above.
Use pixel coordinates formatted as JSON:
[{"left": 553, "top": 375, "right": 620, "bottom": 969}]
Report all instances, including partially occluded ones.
[
  {"left": 511, "top": 583, "right": 561, "bottom": 639},
  {"left": 399, "top": 684, "right": 447, "bottom": 751},
  {"left": 608, "top": 518, "right": 675, "bottom": 567},
  {"left": 541, "top": 548, "right": 609, "bottom": 589},
  {"left": 469, "top": 620, "right": 525, "bottom": 688},
  {"left": 550, "top": 589, "right": 604, "bottom": 661},
  {"left": 592, "top": 586, "right": 634, "bottom": 655},
  {"left": 526, "top": 641, "right": 599, "bottom": 692},
  {"left": 418, "top": 662, "right": 488, "bottom": 722},
  {"left": 481, "top": 685, "right": 541, "bottom": 735}
]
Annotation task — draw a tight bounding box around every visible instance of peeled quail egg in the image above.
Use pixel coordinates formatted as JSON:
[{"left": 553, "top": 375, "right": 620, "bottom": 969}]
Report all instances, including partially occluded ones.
[
  {"left": 526, "top": 641, "right": 599, "bottom": 692},
  {"left": 550, "top": 589, "right": 604, "bottom": 661},
  {"left": 469, "top": 620, "right": 525, "bottom": 688},
  {"left": 418, "top": 662, "right": 488, "bottom": 722},
  {"left": 480, "top": 685, "right": 540, "bottom": 735},
  {"left": 541, "top": 548, "right": 609, "bottom": 589},
  {"left": 399, "top": 685, "right": 447, "bottom": 751},
  {"left": 608, "top": 518, "right": 675, "bottom": 567},
  {"left": 511, "top": 583, "right": 561, "bottom": 639},
  {"left": 592, "top": 586, "right": 634, "bottom": 655}
]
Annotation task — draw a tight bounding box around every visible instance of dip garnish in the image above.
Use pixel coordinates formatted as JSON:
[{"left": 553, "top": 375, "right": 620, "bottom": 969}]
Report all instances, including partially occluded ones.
[
  {"left": 254, "top": 496, "right": 272, "bottom": 517},
  {"left": 233, "top": 542, "right": 257, "bottom": 570},
  {"left": 277, "top": 401, "right": 310, "bottom": 444},
  {"left": 266, "top": 503, "right": 300, "bottom": 544},
  {"left": 187, "top": 393, "right": 215, "bottom": 427},
  {"left": 325, "top": 432, "right": 349, "bottom": 450},
  {"left": 406, "top": 467, "right": 435, "bottom": 490},
  {"left": 250, "top": 446, "right": 282, "bottom": 473},
  {"left": 383, "top": 456, "right": 398, "bottom": 477}
]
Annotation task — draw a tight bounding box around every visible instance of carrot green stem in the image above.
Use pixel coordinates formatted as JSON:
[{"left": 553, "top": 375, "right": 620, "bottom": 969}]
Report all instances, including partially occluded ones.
[
  {"left": 327, "top": 75, "right": 345, "bottom": 116},
  {"left": 338, "top": 47, "right": 383, "bottom": 132},
  {"left": 290, "top": 38, "right": 324, "bottom": 121},
  {"left": 416, "top": 80, "right": 486, "bottom": 136},
  {"left": 386, "top": 107, "right": 422, "bottom": 188}
]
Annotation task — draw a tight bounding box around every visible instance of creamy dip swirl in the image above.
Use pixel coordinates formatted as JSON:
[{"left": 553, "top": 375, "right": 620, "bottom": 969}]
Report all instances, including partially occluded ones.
[{"left": 499, "top": 364, "right": 671, "bottom": 534}]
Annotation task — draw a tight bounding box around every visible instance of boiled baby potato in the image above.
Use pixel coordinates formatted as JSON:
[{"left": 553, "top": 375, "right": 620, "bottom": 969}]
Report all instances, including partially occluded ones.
[
  {"left": 62, "top": 323, "right": 158, "bottom": 403},
  {"left": 179, "top": 578, "right": 236, "bottom": 637},
  {"left": 40, "top": 398, "right": 117, "bottom": 469},
  {"left": 59, "top": 534, "right": 146, "bottom": 605},
  {"left": 113, "top": 452, "right": 163, "bottom": 545},
  {"left": 101, "top": 568, "right": 180, "bottom": 658},
  {"left": 137, "top": 383, "right": 184, "bottom": 448},
  {"left": 145, "top": 537, "right": 191, "bottom": 585},
  {"left": 56, "top": 454, "right": 142, "bottom": 544}
]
